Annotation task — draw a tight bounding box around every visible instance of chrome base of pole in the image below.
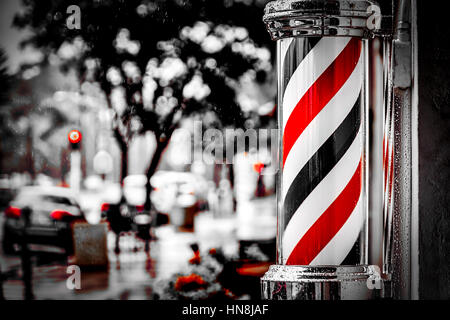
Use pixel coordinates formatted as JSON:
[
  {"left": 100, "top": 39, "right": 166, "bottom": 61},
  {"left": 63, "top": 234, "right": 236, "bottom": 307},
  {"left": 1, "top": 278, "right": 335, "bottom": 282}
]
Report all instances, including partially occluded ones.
[{"left": 261, "top": 265, "right": 391, "bottom": 300}]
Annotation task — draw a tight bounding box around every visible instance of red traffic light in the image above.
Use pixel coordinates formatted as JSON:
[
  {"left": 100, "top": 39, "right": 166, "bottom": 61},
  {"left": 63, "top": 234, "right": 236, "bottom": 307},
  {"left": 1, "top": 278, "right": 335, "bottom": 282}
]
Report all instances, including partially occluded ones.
[{"left": 68, "top": 130, "right": 82, "bottom": 144}]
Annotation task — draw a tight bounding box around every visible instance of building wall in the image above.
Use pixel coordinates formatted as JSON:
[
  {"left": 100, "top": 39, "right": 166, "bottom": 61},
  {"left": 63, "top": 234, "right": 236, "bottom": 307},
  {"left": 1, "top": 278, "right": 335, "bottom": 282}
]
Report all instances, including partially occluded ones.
[{"left": 417, "top": 2, "right": 450, "bottom": 299}]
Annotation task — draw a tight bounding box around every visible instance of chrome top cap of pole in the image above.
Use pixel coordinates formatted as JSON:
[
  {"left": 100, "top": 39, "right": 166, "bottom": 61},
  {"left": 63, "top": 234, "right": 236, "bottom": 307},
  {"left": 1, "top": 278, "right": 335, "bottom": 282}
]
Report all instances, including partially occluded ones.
[{"left": 263, "top": 0, "right": 380, "bottom": 40}]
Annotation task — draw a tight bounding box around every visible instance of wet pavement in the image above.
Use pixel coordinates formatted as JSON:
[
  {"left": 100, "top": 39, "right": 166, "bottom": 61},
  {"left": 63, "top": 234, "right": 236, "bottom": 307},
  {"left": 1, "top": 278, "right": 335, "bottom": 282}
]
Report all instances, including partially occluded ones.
[{"left": 0, "top": 213, "right": 239, "bottom": 300}]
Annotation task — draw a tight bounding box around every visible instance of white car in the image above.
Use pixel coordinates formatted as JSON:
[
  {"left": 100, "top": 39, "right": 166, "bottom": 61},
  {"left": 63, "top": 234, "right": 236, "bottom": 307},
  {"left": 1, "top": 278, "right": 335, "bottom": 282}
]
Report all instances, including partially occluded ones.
[{"left": 2, "top": 186, "right": 85, "bottom": 255}]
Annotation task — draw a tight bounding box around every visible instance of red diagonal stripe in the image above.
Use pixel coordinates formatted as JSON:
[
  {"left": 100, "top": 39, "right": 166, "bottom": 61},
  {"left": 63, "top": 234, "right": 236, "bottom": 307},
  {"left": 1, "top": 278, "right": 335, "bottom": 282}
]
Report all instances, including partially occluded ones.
[
  {"left": 286, "top": 159, "right": 362, "bottom": 265},
  {"left": 282, "top": 38, "right": 362, "bottom": 167}
]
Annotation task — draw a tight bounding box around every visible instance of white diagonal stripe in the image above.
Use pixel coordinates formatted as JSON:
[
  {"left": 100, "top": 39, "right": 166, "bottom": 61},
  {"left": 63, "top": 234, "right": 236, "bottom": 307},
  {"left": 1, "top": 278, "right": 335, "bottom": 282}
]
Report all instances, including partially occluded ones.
[
  {"left": 282, "top": 54, "right": 363, "bottom": 202},
  {"left": 281, "top": 128, "right": 362, "bottom": 264}
]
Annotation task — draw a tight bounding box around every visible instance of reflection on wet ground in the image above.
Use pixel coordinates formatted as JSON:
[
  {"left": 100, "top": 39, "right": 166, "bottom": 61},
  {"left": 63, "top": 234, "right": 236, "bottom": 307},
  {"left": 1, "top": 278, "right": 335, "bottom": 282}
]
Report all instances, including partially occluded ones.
[{"left": 0, "top": 220, "right": 231, "bottom": 300}]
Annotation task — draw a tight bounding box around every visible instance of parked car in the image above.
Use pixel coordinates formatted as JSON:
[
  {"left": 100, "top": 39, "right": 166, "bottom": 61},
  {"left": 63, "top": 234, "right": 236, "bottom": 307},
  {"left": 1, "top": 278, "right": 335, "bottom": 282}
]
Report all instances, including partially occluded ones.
[{"left": 2, "top": 186, "right": 85, "bottom": 255}]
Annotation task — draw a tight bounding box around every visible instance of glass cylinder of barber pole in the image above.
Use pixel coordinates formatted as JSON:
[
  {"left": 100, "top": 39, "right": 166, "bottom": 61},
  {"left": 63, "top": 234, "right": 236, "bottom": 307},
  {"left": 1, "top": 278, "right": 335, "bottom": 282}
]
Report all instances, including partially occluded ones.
[{"left": 261, "top": 0, "right": 388, "bottom": 300}]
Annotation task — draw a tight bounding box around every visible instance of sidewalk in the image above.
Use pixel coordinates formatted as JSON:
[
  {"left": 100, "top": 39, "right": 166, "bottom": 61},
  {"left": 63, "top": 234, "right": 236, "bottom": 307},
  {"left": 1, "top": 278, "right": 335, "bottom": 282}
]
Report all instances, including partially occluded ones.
[{"left": 1, "top": 226, "right": 202, "bottom": 300}]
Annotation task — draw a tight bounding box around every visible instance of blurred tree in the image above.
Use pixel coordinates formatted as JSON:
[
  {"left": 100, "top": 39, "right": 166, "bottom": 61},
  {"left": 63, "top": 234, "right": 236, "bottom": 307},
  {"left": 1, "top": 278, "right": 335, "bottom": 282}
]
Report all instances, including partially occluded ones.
[
  {"left": 0, "top": 49, "right": 12, "bottom": 105},
  {"left": 0, "top": 48, "right": 14, "bottom": 173},
  {"left": 14, "top": 0, "right": 274, "bottom": 209}
]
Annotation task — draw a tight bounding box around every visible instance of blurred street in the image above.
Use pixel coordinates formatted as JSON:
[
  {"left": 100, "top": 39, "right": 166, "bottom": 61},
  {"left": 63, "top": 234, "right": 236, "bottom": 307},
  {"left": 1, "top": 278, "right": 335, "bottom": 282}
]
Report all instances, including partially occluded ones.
[
  {"left": 0, "top": 210, "right": 238, "bottom": 300},
  {"left": 0, "top": 0, "right": 276, "bottom": 301},
  {"left": 0, "top": 167, "right": 274, "bottom": 300}
]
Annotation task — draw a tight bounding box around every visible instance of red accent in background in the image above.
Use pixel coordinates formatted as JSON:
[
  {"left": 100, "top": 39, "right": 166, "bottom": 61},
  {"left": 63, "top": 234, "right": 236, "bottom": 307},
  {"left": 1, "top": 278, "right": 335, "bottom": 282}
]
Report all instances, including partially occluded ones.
[
  {"left": 5, "top": 206, "right": 21, "bottom": 218},
  {"left": 50, "top": 210, "right": 73, "bottom": 220},
  {"left": 68, "top": 129, "right": 82, "bottom": 144}
]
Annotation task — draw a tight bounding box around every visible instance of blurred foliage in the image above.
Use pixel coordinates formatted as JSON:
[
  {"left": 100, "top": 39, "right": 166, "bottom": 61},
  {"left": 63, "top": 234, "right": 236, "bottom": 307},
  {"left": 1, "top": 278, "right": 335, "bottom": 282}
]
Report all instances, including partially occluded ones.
[
  {"left": 0, "top": 48, "right": 16, "bottom": 173},
  {"left": 154, "top": 247, "right": 240, "bottom": 300},
  {"left": 13, "top": 0, "right": 274, "bottom": 143},
  {"left": 0, "top": 48, "right": 13, "bottom": 106},
  {"left": 13, "top": 0, "right": 275, "bottom": 203}
]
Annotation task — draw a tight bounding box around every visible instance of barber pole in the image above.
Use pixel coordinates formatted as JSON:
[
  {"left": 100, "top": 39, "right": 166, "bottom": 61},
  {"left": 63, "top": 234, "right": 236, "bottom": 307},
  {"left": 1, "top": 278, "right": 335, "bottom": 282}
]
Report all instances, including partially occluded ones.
[
  {"left": 280, "top": 37, "right": 365, "bottom": 266},
  {"left": 261, "top": 0, "right": 389, "bottom": 300}
]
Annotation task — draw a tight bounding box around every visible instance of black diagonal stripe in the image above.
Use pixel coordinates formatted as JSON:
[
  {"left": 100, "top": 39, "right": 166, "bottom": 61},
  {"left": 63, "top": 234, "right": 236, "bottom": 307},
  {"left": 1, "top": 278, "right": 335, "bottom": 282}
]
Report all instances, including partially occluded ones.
[
  {"left": 283, "top": 97, "right": 361, "bottom": 230},
  {"left": 281, "top": 37, "right": 320, "bottom": 100}
]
